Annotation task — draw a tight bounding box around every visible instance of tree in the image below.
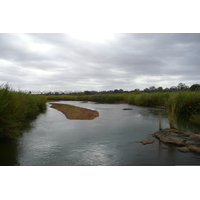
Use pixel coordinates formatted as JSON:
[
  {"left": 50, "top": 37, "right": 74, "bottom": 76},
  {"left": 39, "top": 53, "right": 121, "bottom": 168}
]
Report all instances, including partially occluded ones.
[
  {"left": 144, "top": 88, "right": 150, "bottom": 92},
  {"left": 190, "top": 84, "right": 200, "bottom": 91},
  {"left": 164, "top": 87, "right": 169, "bottom": 92},
  {"left": 84, "top": 91, "right": 92, "bottom": 95},
  {"left": 170, "top": 86, "right": 177, "bottom": 91},
  {"left": 177, "top": 82, "right": 189, "bottom": 91},
  {"left": 157, "top": 86, "right": 163, "bottom": 92},
  {"left": 114, "top": 89, "right": 123, "bottom": 93},
  {"left": 134, "top": 88, "right": 140, "bottom": 92},
  {"left": 149, "top": 86, "right": 156, "bottom": 92}
]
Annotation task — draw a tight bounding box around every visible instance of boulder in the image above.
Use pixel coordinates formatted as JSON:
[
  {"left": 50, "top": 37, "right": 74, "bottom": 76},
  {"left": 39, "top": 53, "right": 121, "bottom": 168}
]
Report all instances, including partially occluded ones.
[
  {"left": 123, "top": 108, "right": 133, "bottom": 110},
  {"left": 154, "top": 128, "right": 200, "bottom": 154},
  {"left": 153, "top": 129, "right": 188, "bottom": 146},
  {"left": 188, "top": 145, "right": 200, "bottom": 153},
  {"left": 185, "top": 134, "right": 200, "bottom": 146}
]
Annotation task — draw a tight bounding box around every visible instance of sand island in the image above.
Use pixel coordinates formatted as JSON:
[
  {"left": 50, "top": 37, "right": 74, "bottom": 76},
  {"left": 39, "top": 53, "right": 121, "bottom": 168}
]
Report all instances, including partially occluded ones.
[{"left": 50, "top": 103, "right": 99, "bottom": 120}]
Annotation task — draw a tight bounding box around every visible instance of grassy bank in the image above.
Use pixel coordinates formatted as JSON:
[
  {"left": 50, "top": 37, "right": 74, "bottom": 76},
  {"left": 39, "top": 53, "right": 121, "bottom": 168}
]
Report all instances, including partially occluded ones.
[
  {"left": 47, "top": 91, "right": 200, "bottom": 125},
  {"left": 0, "top": 84, "right": 47, "bottom": 139}
]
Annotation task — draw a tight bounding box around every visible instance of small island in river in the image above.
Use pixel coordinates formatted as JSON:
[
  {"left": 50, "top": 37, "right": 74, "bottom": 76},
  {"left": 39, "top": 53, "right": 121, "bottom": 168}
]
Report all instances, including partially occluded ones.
[{"left": 50, "top": 103, "right": 99, "bottom": 120}]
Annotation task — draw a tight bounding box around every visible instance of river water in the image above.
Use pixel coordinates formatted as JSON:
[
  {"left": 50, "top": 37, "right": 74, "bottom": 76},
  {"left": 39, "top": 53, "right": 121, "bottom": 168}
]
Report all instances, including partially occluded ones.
[{"left": 1, "top": 101, "right": 200, "bottom": 166}]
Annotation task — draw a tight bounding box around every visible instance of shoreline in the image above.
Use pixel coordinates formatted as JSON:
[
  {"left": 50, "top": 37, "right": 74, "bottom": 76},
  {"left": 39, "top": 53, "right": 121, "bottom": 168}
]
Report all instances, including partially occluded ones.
[{"left": 50, "top": 103, "right": 99, "bottom": 120}]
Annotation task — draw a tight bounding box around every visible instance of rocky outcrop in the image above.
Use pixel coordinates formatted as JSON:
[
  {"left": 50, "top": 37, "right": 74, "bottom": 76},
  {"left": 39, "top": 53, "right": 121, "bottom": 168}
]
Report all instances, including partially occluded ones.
[
  {"left": 153, "top": 128, "right": 200, "bottom": 153},
  {"left": 176, "top": 147, "right": 190, "bottom": 153},
  {"left": 188, "top": 145, "right": 200, "bottom": 153},
  {"left": 185, "top": 134, "right": 200, "bottom": 146}
]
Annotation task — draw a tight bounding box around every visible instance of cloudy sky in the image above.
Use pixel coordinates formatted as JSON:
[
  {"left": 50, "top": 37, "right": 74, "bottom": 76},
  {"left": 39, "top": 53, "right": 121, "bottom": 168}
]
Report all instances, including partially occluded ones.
[{"left": 0, "top": 33, "right": 200, "bottom": 92}]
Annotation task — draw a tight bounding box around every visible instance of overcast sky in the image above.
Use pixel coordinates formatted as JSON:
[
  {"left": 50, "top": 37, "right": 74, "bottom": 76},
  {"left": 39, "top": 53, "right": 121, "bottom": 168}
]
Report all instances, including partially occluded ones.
[{"left": 0, "top": 33, "right": 200, "bottom": 92}]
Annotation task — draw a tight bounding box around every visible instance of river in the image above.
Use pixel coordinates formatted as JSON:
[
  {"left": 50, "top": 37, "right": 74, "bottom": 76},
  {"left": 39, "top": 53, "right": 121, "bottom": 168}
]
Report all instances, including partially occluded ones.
[{"left": 1, "top": 101, "right": 200, "bottom": 166}]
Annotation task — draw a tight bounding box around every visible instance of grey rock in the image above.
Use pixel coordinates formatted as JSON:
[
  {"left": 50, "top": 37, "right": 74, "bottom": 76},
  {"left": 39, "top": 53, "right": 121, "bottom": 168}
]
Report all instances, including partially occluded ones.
[
  {"left": 154, "top": 128, "right": 200, "bottom": 154},
  {"left": 176, "top": 147, "right": 189, "bottom": 153},
  {"left": 186, "top": 134, "right": 200, "bottom": 146},
  {"left": 153, "top": 129, "right": 187, "bottom": 146},
  {"left": 188, "top": 145, "right": 200, "bottom": 153}
]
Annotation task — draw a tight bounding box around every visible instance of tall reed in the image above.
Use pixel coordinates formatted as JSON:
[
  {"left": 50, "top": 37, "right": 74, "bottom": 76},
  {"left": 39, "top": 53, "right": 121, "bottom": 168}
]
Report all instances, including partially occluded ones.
[
  {"left": 47, "top": 91, "right": 200, "bottom": 126},
  {"left": 164, "top": 91, "right": 200, "bottom": 127},
  {"left": 0, "top": 84, "right": 47, "bottom": 139}
]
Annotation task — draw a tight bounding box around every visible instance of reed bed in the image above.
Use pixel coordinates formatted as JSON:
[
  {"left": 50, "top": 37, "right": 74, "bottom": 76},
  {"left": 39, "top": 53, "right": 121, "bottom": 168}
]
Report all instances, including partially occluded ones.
[
  {"left": 47, "top": 91, "right": 200, "bottom": 125},
  {"left": 0, "top": 84, "right": 47, "bottom": 139}
]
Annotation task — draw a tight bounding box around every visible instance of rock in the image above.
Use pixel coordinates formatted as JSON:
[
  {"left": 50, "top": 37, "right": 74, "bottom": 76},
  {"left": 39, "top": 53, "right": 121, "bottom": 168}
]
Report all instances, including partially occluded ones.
[
  {"left": 188, "top": 145, "right": 200, "bottom": 153},
  {"left": 186, "top": 134, "right": 200, "bottom": 146},
  {"left": 176, "top": 147, "right": 189, "bottom": 153},
  {"left": 123, "top": 108, "right": 133, "bottom": 110},
  {"left": 154, "top": 128, "right": 200, "bottom": 154},
  {"left": 140, "top": 140, "right": 154, "bottom": 145},
  {"left": 153, "top": 129, "right": 187, "bottom": 146}
]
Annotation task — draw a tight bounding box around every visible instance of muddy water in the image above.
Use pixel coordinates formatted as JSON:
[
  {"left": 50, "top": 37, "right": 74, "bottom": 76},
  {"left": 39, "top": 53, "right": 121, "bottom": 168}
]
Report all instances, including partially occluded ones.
[{"left": 1, "top": 101, "right": 200, "bottom": 166}]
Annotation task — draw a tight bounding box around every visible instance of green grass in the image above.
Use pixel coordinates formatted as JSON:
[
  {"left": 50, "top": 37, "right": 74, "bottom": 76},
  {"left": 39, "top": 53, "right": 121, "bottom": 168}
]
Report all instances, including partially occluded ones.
[
  {"left": 0, "top": 84, "right": 47, "bottom": 139},
  {"left": 2, "top": 83, "right": 198, "bottom": 139},
  {"left": 47, "top": 91, "right": 200, "bottom": 125},
  {"left": 190, "top": 114, "right": 200, "bottom": 124},
  {"left": 47, "top": 93, "right": 129, "bottom": 103},
  {"left": 164, "top": 91, "right": 200, "bottom": 127},
  {"left": 128, "top": 92, "right": 169, "bottom": 107}
]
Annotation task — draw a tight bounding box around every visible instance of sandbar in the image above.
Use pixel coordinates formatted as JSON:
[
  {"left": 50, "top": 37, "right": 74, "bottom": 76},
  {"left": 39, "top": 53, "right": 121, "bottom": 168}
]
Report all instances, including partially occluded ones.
[{"left": 50, "top": 103, "right": 99, "bottom": 120}]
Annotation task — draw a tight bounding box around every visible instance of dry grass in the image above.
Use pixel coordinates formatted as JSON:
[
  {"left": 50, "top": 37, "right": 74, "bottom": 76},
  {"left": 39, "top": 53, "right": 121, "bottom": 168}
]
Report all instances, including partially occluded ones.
[{"left": 50, "top": 103, "right": 99, "bottom": 120}]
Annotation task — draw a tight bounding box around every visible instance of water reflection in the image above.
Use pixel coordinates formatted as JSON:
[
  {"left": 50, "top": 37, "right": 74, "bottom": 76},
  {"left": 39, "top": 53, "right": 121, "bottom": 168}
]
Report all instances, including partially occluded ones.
[
  {"left": 175, "top": 115, "right": 200, "bottom": 133},
  {"left": 1, "top": 101, "right": 200, "bottom": 166},
  {"left": 0, "top": 139, "right": 19, "bottom": 166}
]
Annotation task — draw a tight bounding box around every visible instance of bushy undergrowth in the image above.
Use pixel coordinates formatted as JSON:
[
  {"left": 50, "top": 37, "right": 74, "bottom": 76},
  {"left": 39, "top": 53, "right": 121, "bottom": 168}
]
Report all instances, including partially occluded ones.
[{"left": 0, "top": 84, "right": 47, "bottom": 139}]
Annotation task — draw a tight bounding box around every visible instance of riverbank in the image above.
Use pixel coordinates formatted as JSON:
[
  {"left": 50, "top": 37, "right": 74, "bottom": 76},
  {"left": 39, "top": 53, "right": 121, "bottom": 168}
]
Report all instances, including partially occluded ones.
[
  {"left": 0, "top": 84, "right": 47, "bottom": 139},
  {"left": 50, "top": 103, "right": 99, "bottom": 120},
  {"left": 46, "top": 91, "right": 200, "bottom": 126}
]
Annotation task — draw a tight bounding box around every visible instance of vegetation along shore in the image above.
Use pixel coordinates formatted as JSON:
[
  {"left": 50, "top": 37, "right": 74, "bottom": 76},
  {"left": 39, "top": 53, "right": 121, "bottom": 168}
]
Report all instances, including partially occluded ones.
[
  {"left": 46, "top": 87, "right": 200, "bottom": 127},
  {"left": 1, "top": 82, "right": 200, "bottom": 139},
  {"left": 0, "top": 84, "right": 47, "bottom": 139}
]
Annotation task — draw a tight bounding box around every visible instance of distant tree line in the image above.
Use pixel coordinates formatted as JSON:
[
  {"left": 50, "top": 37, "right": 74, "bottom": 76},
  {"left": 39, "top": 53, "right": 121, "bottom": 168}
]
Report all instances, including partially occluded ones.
[
  {"left": 141, "top": 83, "right": 200, "bottom": 92},
  {"left": 30, "top": 83, "right": 200, "bottom": 95}
]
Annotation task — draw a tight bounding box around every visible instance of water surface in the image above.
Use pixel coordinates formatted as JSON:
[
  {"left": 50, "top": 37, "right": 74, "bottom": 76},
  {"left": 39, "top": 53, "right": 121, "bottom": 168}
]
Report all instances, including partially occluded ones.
[{"left": 1, "top": 101, "right": 200, "bottom": 166}]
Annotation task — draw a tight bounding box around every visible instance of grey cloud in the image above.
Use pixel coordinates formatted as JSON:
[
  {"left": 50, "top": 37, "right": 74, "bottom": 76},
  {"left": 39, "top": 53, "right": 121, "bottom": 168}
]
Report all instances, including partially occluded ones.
[{"left": 0, "top": 33, "right": 200, "bottom": 91}]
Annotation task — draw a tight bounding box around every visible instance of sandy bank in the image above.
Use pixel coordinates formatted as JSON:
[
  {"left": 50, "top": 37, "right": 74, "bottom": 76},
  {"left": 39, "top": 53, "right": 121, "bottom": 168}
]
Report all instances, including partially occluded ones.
[{"left": 50, "top": 103, "right": 99, "bottom": 120}]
